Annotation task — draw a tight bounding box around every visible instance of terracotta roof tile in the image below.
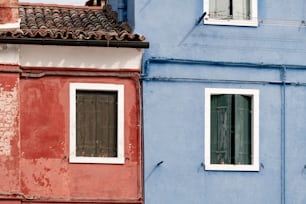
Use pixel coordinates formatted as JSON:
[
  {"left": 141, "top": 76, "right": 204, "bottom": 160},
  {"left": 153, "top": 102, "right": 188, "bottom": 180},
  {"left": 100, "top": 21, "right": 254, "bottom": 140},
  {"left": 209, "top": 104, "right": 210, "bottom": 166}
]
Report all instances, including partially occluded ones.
[{"left": 0, "top": 3, "right": 145, "bottom": 41}]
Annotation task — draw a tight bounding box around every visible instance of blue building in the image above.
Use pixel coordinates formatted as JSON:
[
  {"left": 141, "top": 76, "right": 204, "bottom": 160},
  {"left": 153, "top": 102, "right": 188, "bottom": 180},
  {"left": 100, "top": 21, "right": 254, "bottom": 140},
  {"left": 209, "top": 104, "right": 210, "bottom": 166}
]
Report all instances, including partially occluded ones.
[{"left": 134, "top": 0, "right": 306, "bottom": 203}]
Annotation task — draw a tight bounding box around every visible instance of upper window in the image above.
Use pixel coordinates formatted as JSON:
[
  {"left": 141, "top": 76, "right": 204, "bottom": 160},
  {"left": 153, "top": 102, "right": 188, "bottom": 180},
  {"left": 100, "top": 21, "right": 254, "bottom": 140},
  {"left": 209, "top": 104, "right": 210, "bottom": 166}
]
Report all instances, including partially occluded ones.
[
  {"left": 69, "top": 83, "right": 124, "bottom": 164},
  {"left": 204, "top": 88, "right": 259, "bottom": 171},
  {"left": 203, "top": 0, "right": 258, "bottom": 27}
]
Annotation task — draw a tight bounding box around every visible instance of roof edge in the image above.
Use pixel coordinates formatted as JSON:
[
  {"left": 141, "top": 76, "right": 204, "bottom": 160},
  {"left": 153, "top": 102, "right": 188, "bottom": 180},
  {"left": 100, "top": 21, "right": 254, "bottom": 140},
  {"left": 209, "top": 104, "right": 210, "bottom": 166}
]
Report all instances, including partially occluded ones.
[
  {"left": 19, "top": 2, "right": 103, "bottom": 9},
  {"left": 0, "top": 38, "right": 149, "bottom": 48}
]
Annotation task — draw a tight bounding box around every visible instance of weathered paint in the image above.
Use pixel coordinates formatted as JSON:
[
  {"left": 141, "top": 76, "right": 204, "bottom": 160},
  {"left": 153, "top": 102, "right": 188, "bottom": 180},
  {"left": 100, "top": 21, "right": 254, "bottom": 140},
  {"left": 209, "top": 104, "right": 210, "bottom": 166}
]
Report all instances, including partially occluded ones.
[
  {"left": 135, "top": 0, "right": 306, "bottom": 203},
  {"left": 0, "top": 66, "right": 143, "bottom": 203},
  {"left": 0, "top": 1, "right": 143, "bottom": 203},
  {"left": 0, "top": 68, "right": 20, "bottom": 194},
  {"left": 19, "top": 75, "right": 142, "bottom": 202},
  {"left": 0, "top": 0, "right": 19, "bottom": 24},
  {"left": 0, "top": 84, "right": 17, "bottom": 156}
]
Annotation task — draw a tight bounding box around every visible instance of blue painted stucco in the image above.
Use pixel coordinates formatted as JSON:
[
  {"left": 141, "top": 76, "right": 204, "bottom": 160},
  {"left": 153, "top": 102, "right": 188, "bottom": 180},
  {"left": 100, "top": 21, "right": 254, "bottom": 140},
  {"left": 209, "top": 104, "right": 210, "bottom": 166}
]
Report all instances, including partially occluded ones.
[
  {"left": 108, "top": 0, "right": 135, "bottom": 28},
  {"left": 133, "top": 0, "right": 306, "bottom": 203},
  {"left": 108, "top": 0, "right": 122, "bottom": 19}
]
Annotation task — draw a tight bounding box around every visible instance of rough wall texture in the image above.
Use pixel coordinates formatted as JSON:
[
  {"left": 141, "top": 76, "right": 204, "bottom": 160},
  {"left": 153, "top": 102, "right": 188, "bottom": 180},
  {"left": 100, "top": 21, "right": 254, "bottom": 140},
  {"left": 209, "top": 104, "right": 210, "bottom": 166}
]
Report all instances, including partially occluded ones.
[
  {"left": 135, "top": 0, "right": 306, "bottom": 203},
  {"left": 0, "top": 0, "right": 19, "bottom": 24},
  {"left": 19, "top": 75, "right": 142, "bottom": 202},
  {"left": 0, "top": 72, "right": 20, "bottom": 194},
  {"left": 0, "top": 66, "right": 143, "bottom": 203},
  {"left": 0, "top": 79, "right": 18, "bottom": 156}
]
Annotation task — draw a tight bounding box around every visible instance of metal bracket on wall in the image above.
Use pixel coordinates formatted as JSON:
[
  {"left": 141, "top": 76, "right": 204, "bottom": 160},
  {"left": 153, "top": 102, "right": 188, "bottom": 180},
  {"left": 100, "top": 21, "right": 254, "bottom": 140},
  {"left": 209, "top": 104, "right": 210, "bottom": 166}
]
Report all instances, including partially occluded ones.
[
  {"left": 201, "top": 162, "right": 205, "bottom": 170},
  {"left": 145, "top": 161, "right": 164, "bottom": 182},
  {"left": 196, "top": 12, "right": 207, "bottom": 25},
  {"left": 302, "top": 165, "right": 306, "bottom": 172},
  {"left": 260, "top": 163, "right": 265, "bottom": 170}
]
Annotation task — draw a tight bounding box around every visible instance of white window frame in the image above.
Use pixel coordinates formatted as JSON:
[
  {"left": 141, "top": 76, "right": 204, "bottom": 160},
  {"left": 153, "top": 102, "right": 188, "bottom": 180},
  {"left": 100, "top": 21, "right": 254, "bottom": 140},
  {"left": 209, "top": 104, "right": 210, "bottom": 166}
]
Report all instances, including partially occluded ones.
[
  {"left": 203, "top": 0, "right": 258, "bottom": 27},
  {"left": 69, "top": 83, "right": 125, "bottom": 164},
  {"left": 204, "top": 88, "right": 259, "bottom": 171}
]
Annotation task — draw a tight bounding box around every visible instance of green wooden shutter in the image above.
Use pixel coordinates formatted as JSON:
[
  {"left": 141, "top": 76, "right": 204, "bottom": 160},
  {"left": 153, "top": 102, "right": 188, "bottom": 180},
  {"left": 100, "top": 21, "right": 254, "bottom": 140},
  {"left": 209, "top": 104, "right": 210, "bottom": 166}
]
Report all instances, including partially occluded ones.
[
  {"left": 234, "top": 95, "right": 251, "bottom": 164},
  {"left": 211, "top": 95, "right": 233, "bottom": 164},
  {"left": 76, "top": 91, "right": 117, "bottom": 158}
]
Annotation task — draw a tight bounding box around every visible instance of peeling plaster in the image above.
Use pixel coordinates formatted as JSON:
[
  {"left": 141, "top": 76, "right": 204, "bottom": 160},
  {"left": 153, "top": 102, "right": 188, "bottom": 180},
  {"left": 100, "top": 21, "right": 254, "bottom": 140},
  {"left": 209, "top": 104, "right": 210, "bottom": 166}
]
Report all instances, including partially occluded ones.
[
  {"left": 0, "top": 85, "right": 18, "bottom": 156},
  {"left": 21, "top": 159, "right": 69, "bottom": 196}
]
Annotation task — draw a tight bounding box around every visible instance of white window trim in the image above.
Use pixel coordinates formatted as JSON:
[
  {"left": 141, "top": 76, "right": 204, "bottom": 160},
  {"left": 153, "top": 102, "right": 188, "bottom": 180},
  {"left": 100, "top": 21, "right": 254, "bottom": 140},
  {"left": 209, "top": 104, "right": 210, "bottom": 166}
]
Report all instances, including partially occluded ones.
[
  {"left": 69, "top": 83, "right": 125, "bottom": 164},
  {"left": 204, "top": 88, "right": 259, "bottom": 171},
  {"left": 203, "top": 0, "right": 258, "bottom": 27}
]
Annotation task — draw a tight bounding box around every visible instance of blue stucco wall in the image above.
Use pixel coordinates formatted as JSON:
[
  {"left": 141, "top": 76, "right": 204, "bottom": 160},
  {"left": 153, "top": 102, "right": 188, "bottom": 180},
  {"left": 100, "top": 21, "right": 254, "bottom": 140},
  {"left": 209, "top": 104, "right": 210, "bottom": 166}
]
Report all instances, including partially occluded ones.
[
  {"left": 108, "top": 0, "right": 135, "bottom": 28},
  {"left": 134, "top": 0, "right": 306, "bottom": 203},
  {"left": 135, "top": 0, "right": 306, "bottom": 65}
]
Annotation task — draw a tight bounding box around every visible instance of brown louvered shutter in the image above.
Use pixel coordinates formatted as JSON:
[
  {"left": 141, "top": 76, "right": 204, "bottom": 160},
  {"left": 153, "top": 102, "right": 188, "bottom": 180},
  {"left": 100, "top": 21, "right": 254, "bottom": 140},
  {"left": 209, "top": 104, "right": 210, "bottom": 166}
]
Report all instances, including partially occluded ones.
[{"left": 76, "top": 91, "right": 118, "bottom": 158}]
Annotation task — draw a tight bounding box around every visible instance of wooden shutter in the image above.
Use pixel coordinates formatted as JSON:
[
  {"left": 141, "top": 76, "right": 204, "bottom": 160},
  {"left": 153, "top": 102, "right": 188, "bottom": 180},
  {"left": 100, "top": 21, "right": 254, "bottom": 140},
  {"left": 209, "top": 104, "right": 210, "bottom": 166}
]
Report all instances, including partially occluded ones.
[
  {"left": 76, "top": 91, "right": 118, "bottom": 158},
  {"left": 234, "top": 95, "right": 251, "bottom": 164},
  {"left": 209, "top": 0, "right": 231, "bottom": 19},
  {"left": 233, "top": 0, "right": 250, "bottom": 20},
  {"left": 211, "top": 95, "right": 233, "bottom": 164}
]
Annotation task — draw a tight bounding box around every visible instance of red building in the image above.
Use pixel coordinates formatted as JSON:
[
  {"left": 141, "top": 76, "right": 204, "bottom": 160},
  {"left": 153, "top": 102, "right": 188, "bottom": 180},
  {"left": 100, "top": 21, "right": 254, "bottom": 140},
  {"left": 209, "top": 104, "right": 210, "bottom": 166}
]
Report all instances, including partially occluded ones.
[{"left": 0, "top": 1, "right": 148, "bottom": 203}]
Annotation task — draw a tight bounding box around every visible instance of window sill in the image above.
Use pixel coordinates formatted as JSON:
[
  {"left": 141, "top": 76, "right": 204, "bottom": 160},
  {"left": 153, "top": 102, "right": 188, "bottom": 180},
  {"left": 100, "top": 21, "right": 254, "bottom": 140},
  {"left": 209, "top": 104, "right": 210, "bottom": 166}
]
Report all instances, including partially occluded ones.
[
  {"left": 204, "top": 19, "right": 258, "bottom": 27},
  {"left": 69, "top": 155, "right": 125, "bottom": 164},
  {"left": 204, "top": 164, "right": 260, "bottom": 171}
]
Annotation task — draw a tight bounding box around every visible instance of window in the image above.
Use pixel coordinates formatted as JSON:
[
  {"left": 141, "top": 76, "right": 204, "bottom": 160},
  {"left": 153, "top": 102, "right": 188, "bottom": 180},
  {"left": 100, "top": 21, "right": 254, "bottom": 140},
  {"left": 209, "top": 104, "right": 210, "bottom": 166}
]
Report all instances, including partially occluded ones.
[
  {"left": 203, "top": 0, "right": 258, "bottom": 27},
  {"left": 70, "top": 83, "right": 124, "bottom": 164},
  {"left": 205, "top": 88, "right": 259, "bottom": 171}
]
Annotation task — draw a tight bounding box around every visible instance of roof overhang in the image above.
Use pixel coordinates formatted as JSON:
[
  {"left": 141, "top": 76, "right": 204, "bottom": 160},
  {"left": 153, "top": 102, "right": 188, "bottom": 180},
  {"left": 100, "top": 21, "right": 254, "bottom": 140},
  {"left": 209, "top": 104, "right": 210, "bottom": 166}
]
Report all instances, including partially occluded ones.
[
  {"left": 0, "top": 43, "right": 145, "bottom": 71},
  {"left": 0, "top": 38, "right": 149, "bottom": 48}
]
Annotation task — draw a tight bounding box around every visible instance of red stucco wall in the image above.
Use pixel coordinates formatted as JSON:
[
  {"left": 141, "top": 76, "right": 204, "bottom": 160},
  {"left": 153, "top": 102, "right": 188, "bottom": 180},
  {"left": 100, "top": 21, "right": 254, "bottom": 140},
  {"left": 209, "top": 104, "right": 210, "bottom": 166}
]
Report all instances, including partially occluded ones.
[
  {"left": 0, "top": 66, "right": 20, "bottom": 197},
  {"left": 16, "top": 74, "right": 142, "bottom": 203},
  {"left": 0, "top": 0, "right": 19, "bottom": 24}
]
